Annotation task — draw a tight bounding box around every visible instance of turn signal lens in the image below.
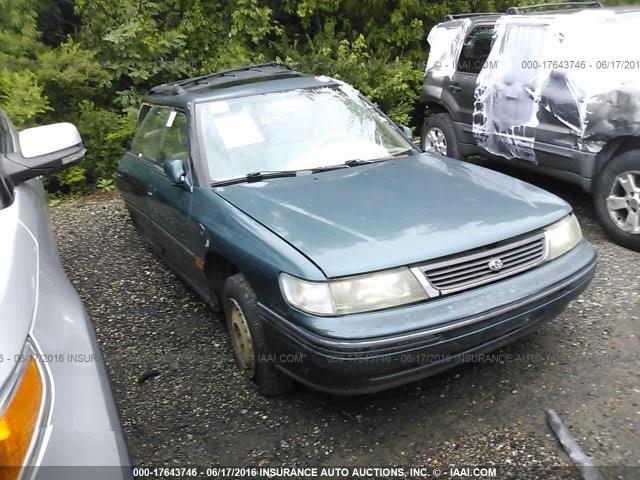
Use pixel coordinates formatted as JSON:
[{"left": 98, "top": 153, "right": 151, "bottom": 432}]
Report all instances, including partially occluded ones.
[{"left": 0, "top": 357, "right": 43, "bottom": 475}]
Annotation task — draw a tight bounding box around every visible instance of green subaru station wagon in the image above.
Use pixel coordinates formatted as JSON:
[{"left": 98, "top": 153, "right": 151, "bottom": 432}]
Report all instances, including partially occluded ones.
[{"left": 116, "top": 63, "right": 596, "bottom": 396}]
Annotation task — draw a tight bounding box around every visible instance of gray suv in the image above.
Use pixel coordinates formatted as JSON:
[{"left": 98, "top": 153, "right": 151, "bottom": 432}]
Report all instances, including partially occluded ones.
[
  {"left": 0, "top": 111, "right": 129, "bottom": 478},
  {"left": 419, "top": 3, "right": 640, "bottom": 251}
]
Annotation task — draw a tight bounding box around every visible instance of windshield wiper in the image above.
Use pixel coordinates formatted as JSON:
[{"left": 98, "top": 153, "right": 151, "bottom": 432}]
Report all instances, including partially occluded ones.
[
  {"left": 212, "top": 170, "right": 297, "bottom": 187},
  {"left": 309, "top": 158, "right": 377, "bottom": 173},
  {"left": 310, "top": 149, "right": 415, "bottom": 174},
  {"left": 310, "top": 164, "right": 350, "bottom": 173},
  {"left": 212, "top": 149, "right": 415, "bottom": 185}
]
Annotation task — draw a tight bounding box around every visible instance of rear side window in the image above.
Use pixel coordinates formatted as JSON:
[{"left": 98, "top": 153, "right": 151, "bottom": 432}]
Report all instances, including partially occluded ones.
[
  {"left": 457, "top": 25, "right": 494, "bottom": 75},
  {"left": 130, "top": 106, "right": 190, "bottom": 166}
]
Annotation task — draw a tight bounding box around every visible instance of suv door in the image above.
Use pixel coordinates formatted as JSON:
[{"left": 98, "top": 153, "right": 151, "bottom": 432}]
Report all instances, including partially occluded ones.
[
  {"left": 450, "top": 24, "right": 494, "bottom": 126},
  {"left": 475, "top": 21, "right": 552, "bottom": 162}
]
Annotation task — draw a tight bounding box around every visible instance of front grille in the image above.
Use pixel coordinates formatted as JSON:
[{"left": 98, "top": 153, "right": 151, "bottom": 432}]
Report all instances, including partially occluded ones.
[{"left": 418, "top": 232, "right": 547, "bottom": 295}]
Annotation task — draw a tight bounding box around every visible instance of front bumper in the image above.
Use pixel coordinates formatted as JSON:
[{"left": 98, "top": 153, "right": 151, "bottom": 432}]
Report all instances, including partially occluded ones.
[{"left": 260, "top": 240, "right": 597, "bottom": 395}]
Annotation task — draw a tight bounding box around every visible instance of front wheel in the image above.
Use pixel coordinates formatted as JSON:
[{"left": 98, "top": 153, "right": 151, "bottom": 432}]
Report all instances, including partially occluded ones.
[
  {"left": 421, "top": 113, "right": 461, "bottom": 159},
  {"left": 222, "top": 274, "right": 293, "bottom": 396},
  {"left": 594, "top": 149, "right": 640, "bottom": 251}
]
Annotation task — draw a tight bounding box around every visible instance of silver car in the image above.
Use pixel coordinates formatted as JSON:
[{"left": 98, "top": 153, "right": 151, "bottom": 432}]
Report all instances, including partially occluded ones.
[{"left": 0, "top": 111, "right": 129, "bottom": 478}]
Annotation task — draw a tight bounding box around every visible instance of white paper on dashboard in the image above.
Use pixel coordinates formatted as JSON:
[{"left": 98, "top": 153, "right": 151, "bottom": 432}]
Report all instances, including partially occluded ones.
[{"left": 214, "top": 112, "right": 264, "bottom": 149}]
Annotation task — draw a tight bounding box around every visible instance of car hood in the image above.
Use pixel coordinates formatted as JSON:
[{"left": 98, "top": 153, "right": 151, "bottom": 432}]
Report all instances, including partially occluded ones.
[{"left": 215, "top": 154, "right": 570, "bottom": 278}]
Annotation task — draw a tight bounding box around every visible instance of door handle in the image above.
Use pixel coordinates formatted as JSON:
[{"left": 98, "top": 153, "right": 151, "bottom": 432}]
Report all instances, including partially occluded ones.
[{"left": 449, "top": 83, "right": 462, "bottom": 93}]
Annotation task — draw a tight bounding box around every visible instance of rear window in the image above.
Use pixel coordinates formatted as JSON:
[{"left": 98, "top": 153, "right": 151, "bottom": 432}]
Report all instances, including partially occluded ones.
[{"left": 457, "top": 25, "right": 494, "bottom": 74}]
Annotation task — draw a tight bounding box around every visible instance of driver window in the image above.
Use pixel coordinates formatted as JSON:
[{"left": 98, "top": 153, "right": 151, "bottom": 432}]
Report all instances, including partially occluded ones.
[
  {"left": 159, "top": 111, "right": 189, "bottom": 163},
  {"left": 131, "top": 106, "right": 189, "bottom": 167}
]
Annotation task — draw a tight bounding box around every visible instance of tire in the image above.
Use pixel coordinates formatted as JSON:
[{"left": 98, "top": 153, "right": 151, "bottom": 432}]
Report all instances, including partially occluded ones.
[
  {"left": 593, "top": 149, "right": 640, "bottom": 251},
  {"left": 421, "top": 113, "right": 462, "bottom": 159},
  {"left": 222, "top": 273, "right": 293, "bottom": 396}
]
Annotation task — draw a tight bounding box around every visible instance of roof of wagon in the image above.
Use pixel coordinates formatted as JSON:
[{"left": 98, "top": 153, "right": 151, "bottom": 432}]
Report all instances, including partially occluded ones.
[{"left": 143, "top": 63, "right": 340, "bottom": 107}]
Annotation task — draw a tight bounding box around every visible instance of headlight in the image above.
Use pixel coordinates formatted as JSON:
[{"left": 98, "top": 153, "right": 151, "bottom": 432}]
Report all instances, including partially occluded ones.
[
  {"left": 545, "top": 214, "right": 583, "bottom": 260},
  {"left": 279, "top": 267, "right": 428, "bottom": 316},
  {"left": 0, "top": 341, "right": 47, "bottom": 473},
  {"left": 279, "top": 274, "right": 335, "bottom": 315}
]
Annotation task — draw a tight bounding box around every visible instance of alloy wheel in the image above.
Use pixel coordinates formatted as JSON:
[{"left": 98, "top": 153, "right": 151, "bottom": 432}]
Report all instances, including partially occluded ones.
[
  {"left": 227, "top": 298, "right": 256, "bottom": 378},
  {"left": 423, "top": 127, "right": 448, "bottom": 155},
  {"left": 606, "top": 171, "right": 640, "bottom": 234}
]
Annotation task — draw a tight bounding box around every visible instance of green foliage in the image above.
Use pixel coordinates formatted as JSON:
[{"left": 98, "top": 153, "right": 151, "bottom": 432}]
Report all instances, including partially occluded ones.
[
  {"left": 72, "top": 101, "right": 135, "bottom": 190},
  {"left": 3, "top": 0, "right": 640, "bottom": 191},
  {"left": 0, "top": 69, "right": 50, "bottom": 127},
  {"left": 97, "top": 178, "right": 115, "bottom": 192}
]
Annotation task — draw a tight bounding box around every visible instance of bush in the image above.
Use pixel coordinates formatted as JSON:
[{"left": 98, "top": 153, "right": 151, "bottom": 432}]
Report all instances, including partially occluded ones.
[
  {"left": 0, "top": 69, "right": 50, "bottom": 128},
  {"left": 49, "top": 101, "right": 135, "bottom": 193},
  {"left": 6, "top": 0, "right": 636, "bottom": 194}
]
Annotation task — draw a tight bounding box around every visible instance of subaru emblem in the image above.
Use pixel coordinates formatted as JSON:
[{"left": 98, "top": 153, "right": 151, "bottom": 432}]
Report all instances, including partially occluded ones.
[{"left": 488, "top": 258, "right": 504, "bottom": 272}]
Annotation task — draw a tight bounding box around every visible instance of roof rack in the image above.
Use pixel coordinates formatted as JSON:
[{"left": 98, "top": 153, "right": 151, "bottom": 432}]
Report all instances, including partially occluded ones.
[
  {"left": 507, "top": 1, "right": 602, "bottom": 14},
  {"left": 150, "top": 62, "right": 298, "bottom": 95},
  {"left": 443, "top": 12, "right": 502, "bottom": 21},
  {"left": 151, "top": 84, "right": 186, "bottom": 95},
  {"left": 444, "top": 2, "right": 603, "bottom": 21}
]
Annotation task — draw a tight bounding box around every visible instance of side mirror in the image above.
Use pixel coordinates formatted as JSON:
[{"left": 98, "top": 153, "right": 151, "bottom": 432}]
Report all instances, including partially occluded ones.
[
  {"left": 400, "top": 125, "right": 413, "bottom": 141},
  {"left": 4, "top": 123, "right": 85, "bottom": 185},
  {"left": 163, "top": 159, "right": 187, "bottom": 186}
]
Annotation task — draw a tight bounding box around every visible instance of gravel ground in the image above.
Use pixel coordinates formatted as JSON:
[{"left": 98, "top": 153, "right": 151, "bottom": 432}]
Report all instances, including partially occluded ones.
[{"left": 50, "top": 163, "right": 639, "bottom": 480}]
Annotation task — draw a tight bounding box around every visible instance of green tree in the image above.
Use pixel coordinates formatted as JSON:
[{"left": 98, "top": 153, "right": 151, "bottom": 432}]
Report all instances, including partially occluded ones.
[{"left": 2, "top": 0, "right": 639, "bottom": 192}]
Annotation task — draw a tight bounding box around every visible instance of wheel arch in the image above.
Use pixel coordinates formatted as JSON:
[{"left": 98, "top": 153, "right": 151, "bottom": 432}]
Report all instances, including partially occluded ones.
[
  {"left": 423, "top": 101, "right": 452, "bottom": 118},
  {"left": 594, "top": 136, "right": 640, "bottom": 178},
  {"left": 204, "top": 250, "right": 240, "bottom": 308}
]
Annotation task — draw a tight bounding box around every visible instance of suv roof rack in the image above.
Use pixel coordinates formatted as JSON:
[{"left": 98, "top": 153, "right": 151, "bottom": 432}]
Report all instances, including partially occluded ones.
[
  {"left": 444, "top": 2, "right": 603, "bottom": 21},
  {"left": 507, "top": 1, "right": 602, "bottom": 14},
  {"left": 150, "top": 62, "right": 298, "bottom": 95},
  {"left": 443, "top": 12, "right": 502, "bottom": 21}
]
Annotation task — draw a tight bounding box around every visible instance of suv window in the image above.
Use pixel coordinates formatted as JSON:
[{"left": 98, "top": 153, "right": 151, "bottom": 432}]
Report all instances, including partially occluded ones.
[
  {"left": 457, "top": 25, "right": 494, "bottom": 75},
  {"left": 131, "top": 106, "right": 189, "bottom": 166}
]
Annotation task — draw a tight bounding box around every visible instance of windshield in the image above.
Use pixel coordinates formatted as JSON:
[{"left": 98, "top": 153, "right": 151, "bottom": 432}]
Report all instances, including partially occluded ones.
[{"left": 196, "top": 85, "right": 413, "bottom": 182}]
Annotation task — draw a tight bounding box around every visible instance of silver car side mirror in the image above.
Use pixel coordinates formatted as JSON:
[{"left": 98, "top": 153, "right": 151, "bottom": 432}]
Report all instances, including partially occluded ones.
[{"left": 4, "top": 122, "right": 86, "bottom": 185}]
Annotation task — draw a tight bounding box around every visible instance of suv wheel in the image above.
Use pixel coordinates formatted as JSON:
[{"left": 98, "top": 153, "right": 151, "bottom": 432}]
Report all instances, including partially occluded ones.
[
  {"left": 222, "top": 273, "right": 293, "bottom": 396},
  {"left": 421, "top": 113, "right": 461, "bottom": 159},
  {"left": 594, "top": 150, "right": 640, "bottom": 251}
]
